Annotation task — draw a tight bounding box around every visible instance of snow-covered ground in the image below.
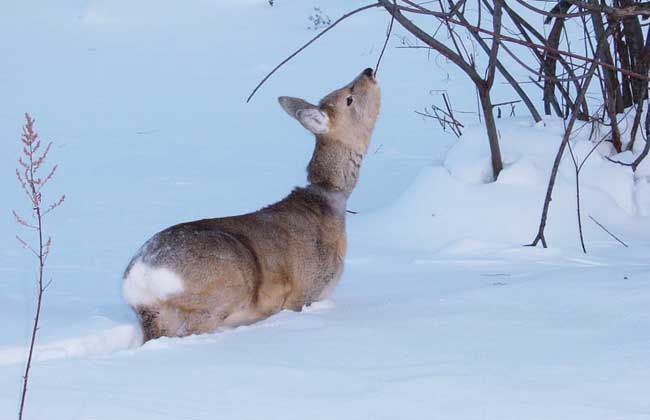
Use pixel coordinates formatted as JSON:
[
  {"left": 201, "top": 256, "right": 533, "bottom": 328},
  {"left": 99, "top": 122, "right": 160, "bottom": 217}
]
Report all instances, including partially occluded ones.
[{"left": 1, "top": 1, "right": 650, "bottom": 419}]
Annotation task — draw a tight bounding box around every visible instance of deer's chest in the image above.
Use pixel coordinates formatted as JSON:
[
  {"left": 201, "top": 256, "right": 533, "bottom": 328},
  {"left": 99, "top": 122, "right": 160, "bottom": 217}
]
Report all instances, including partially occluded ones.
[{"left": 306, "top": 226, "right": 346, "bottom": 301}]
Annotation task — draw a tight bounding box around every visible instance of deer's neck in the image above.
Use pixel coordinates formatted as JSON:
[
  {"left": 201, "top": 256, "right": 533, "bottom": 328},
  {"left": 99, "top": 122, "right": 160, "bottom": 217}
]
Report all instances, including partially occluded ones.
[{"left": 307, "top": 139, "right": 366, "bottom": 197}]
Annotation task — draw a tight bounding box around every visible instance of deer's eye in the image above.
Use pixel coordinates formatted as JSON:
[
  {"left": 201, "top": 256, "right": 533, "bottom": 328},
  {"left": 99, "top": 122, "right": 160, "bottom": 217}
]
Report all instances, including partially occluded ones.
[{"left": 346, "top": 96, "right": 354, "bottom": 106}]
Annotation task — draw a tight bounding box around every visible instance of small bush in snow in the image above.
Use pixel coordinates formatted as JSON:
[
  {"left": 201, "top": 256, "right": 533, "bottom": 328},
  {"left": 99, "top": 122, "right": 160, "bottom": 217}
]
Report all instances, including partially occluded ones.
[{"left": 14, "top": 113, "right": 65, "bottom": 420}]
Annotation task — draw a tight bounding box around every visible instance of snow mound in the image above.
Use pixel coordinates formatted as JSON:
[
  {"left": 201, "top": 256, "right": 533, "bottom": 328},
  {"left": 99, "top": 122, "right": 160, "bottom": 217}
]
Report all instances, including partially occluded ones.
[
  {"left": 354, "top": 117, "right": 650, "bottom": 251},
  {"left": 0, "top": 324, "right": 142, "bottom": 366}
]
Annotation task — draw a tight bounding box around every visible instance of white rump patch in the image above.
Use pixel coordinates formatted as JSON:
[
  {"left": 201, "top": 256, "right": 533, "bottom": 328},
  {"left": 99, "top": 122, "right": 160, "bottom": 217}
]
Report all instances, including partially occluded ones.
[{"left": 123, "top": 260, "right": 185, "bottom": 306}]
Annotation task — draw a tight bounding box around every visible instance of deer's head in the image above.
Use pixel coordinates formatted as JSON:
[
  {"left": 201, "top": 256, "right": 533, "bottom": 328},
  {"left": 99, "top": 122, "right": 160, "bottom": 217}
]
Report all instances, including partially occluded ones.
[{"left": 279, "top": 68, "right": 381, "bottom": 154}]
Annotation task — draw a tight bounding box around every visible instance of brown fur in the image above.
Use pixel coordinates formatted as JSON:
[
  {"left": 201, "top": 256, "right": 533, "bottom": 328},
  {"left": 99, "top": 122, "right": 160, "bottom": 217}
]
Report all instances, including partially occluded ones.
[{"left": 123, "top": 69, "right": 381, "bottom": 341}]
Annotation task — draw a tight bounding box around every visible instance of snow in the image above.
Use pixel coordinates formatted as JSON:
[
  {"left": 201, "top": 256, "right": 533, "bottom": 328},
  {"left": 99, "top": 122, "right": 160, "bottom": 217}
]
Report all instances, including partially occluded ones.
[
  {"left": 1, "top": 1, "right": 650, "bottom": 419},
  {"left": 0, "top": 325, "right": 141, "bottom": 367}
]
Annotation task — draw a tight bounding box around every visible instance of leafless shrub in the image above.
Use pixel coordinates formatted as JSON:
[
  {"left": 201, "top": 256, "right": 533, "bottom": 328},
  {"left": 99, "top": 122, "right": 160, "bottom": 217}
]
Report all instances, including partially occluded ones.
[
  {"left": 246, "top": 1, "right": 650, "bottom": 250},
  {"left": 416, "top": 93, "right": 465, "bottom": 138}
]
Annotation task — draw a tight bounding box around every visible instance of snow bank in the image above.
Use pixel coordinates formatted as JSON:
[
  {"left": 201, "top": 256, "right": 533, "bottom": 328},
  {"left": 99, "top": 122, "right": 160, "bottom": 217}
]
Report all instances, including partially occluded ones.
[{"left": 354, "top": 117, "right": 650, "bottom": 252}]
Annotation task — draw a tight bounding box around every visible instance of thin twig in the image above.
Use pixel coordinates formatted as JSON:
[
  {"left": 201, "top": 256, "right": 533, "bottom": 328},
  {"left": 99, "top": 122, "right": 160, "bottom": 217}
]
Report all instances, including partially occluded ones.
[
  {"left": 491, "top": 99, "right": 521, "bottom": 107},
  {"left": 588, "top": 215, "right": 629, "bottom": 247},
  {"left": 375, "top": 0, "right": 396, "bottom": 74},
  {"left": 528, "top": 25, "right": 614, "bottom": 248},
  {"left": 246, "top": 2, "right": 380, "bottom": 103},
  {"left": 566, "top": 140, "right": 587, "bottom": 253}
]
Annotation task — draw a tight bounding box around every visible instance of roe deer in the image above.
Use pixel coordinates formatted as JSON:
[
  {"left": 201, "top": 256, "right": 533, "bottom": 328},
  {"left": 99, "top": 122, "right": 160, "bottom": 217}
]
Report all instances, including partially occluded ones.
[{"left": 123, "top": 68, "right": 380, "bottom": 341}]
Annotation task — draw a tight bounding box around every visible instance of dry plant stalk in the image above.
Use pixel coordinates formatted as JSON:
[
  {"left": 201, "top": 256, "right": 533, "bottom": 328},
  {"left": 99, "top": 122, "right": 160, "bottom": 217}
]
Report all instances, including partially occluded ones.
[{"left": 13, "top": 113, "right": 65, "bottom": 420}]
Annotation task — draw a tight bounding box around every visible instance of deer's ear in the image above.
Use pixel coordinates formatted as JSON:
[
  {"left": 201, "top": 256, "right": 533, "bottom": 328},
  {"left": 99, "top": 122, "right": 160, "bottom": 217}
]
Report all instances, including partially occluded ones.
[{"left": 278, "top": 96, "right": 330, "bottom": 135}]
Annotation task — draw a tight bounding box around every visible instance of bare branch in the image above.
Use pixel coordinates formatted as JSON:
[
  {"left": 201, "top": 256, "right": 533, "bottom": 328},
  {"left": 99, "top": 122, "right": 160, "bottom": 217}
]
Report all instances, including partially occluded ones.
[
  {"left": 375, "top": 0, "right": 396, "bottom": 74},
  {"left": 529, "top": 25, "right": 614, "bottom": 248},
  {"left": 246, "top": 2, "right": 380, "bottom": 103},
  {"left": 588, "top": 215, "right": 630, "bottom": 247},
  {"left": 378, "top": 0, "right": 483, "bottom": 84},
  {"left": 392, "top": 1, "right": 650, "bottom": 82}
]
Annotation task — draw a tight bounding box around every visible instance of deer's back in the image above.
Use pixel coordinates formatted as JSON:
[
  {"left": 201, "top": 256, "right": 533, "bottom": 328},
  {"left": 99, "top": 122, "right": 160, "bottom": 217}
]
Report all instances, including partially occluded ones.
[{"left": 123, "top": 187, "right": 347, "bottom": 336}]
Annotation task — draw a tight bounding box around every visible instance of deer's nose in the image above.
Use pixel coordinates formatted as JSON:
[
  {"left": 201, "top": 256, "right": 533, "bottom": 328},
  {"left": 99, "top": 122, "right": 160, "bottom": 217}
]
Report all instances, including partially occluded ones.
[{"left": 363, "top": 68, "right": 374, "bottom": 78}]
